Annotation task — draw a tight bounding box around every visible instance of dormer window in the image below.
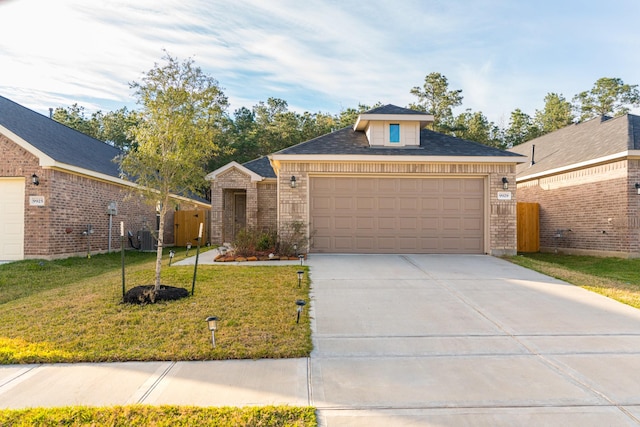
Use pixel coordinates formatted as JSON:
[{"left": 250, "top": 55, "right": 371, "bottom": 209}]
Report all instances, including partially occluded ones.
[{"left": 389, "top": 124, "right": 400, "bottom": 143}]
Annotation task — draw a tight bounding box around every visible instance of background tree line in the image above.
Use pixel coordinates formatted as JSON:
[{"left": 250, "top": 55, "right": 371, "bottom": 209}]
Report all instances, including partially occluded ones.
[{"left": 53, "top": 71, "right": 640, "bottom": 175}]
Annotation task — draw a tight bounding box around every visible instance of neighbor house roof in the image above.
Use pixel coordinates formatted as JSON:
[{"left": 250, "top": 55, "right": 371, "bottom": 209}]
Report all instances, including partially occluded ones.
[
  {"left": 509, "top": 114, "right": 640, "bottom": 180},
  {"left": 0, "top": 95, "right": 122, "bottom": 178}
]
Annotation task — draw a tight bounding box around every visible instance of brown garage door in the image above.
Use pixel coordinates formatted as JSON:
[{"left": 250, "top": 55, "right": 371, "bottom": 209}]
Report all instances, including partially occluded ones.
[{"left": 310, "top": 177, "right": 484, "bottom": 254}]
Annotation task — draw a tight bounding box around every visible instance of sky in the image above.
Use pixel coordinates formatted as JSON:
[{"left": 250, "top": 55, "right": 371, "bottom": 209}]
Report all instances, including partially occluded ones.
[{"left": 1, "top": 0, "right": 640, "bottom": 126}]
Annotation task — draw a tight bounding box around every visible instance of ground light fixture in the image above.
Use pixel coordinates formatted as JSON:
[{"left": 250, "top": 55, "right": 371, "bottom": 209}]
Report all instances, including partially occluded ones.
[
  {"left": 169, "top": 249, "right": 175, "bottom": 266},
  {"left": 299, "top": 254, "right": 304, "bottom": 266},
  {"left": 502, "top": 177, "right": 509, "bottom": 190},
  {"left": 297, "top": 270, "right": 304, "bottom": 287},
  {"left": 295, "top": 299, "right": 306, "bottom": 324},
  {"left": 186, "top": 242, "right": 192, "bottom": 256},
  {"left": 205, "top": 316, "right": 219, "bottom": 347}
]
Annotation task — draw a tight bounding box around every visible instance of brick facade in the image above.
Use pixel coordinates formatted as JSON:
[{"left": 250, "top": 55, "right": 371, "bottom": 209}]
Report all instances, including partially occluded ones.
[
  {"left": 517, "top": 159, "right": 640, "bottom": 257},
  {"left": 275, "top": 160, "right": 517, "bottom": 256},
  {"left": 1, "top": 134, "right": 206, "bottom": 260},
  {"left": 209, "top": 168, "right": 276, "bottom": 245}
]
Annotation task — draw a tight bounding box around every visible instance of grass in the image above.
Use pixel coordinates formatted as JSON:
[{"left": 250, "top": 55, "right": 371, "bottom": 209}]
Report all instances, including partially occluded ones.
[
  {"left": 0, "top": 250, "right": 312, "bottom": 364},
  {"left": 0, "top": 405, "right": 317, "bottom": 426},
  {"left": 505, "top": 253, "right": 640, "bottom": 309}
]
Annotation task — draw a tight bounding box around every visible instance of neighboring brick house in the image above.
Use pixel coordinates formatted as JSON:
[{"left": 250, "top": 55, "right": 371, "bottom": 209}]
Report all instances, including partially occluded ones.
[
  {"left": 508, "top": 114, "right": 640, "bottom": 257},
  {"left": 207, "top": 105, "right": 525, "bottom": 255},
  {"left": 0, "top": 95, "right": 208, "bottom": 261}
]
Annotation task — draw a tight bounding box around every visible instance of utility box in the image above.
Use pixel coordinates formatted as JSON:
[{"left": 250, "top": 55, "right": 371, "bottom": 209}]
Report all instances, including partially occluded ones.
[
  {"left": 107, "top": 201, "right": 118, "bottom": 216},
  {"left": 137, "top": 230, "right": 156, "bottom": 251}
]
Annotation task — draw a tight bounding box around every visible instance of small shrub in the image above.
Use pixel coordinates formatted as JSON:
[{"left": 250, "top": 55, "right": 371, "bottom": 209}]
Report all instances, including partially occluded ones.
[
  {"left": 257, "top": 229, "right": 277, "bottom": 251},
  {"left": 277, "top": 221, "right": 313, "bottom": 257}
]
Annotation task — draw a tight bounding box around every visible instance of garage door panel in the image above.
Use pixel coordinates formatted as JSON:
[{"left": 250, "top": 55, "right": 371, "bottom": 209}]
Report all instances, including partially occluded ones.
[
  {"left": 312, "top": 196, "right": 332, "bottom": 210},
  {"left": 399, "top": 198, "right": 418, "bottom": 210},
  {"left": 355, "top": 217, "right": 374, "bottom": 230},
  {"left": 310, "top": 177, "right": 484, "bottom": 254},
  {"left": 356, "top": 197, "right": 375, "bottom": 210},
  {"left": 378, "top": 217, "right": 396, "bottom": 230},
  {"left": 378, "top": 197, "right": 396, "bottom": 210},
  {"left": 334, "top": 217, "right": 353, "bottom": 230},
  {"left": 0, "top": 178, "right": 25, "bottom": 260}
]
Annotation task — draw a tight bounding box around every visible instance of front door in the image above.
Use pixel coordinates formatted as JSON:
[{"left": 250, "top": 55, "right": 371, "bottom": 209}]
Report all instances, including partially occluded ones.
[{"left": 233, "top": 193, "right": 247, "bottom": 240}]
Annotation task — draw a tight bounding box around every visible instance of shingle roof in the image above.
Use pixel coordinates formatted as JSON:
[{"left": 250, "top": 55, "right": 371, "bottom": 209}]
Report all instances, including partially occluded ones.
[
  {"left": 508, "top": 114, "right": 640, "bottom": 178},
  {"left": 0, "top": 95, "right": 122, "bottom": 178},
  {"left": 243, "top": 156, "right": 276, "bottom": 178},
  {"left": 365, "top": 104, "right": 429, "bottom": 115},
  {"left": 275, "top": 126, "right": 524, "bottom": 157}
]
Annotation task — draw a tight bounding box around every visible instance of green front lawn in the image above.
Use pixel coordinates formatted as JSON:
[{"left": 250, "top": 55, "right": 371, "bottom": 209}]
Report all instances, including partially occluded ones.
[
  {"left": 0, "top": 405, "right": 316, "bottom": 427},
  {"left": 506, "top": 253, "right": 640, "bottom": 309},
  {"left": 0, "top": 251, "right": 312, "bottom": 364}
]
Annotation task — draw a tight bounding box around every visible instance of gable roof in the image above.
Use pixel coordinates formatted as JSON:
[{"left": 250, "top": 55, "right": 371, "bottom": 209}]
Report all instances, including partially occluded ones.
[
  {"left": 508, "top": 114, "right": 640, "bottom": 180},
  {"left": 243, "top": 156, "right": 277, "bottom": 178},
  {"left": 0, "top": 95, "right": 122, "bottom": 178},
  {"left": 365, "top": 104, "right": 429, "bottom": 115},
  {"left": 353, "top": 104, "right": 434, "bottom": 131},
  {"left": 273, "top": 126, "right": 524, "bottom": 158}
]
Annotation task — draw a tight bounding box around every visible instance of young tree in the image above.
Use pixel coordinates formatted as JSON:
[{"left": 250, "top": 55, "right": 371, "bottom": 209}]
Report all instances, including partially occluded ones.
[
  {"left": 409, "top": 72, "right": 463, "bottom": 132},
  {"left": 505, "top": 108, "right": 540, "bottom": 147},
  {"left": 52, "top": 104, "right": 101, "bottom": 139},
  {"left": 573, "top": 77, "right": 640, "bottom": 121},
  {"left": 534, "top": 93, "right": 574, "bottom": 134},
  {"left": 450, "top": 109, "right": 504, "bottom": 148},
  {"left": 120, "top": 53, "right": 228, "bottom": 291}
]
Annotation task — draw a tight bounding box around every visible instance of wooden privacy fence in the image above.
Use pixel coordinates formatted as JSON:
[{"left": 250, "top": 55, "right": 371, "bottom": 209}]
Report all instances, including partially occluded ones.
[
  {"left": 517, "top": 202, "right": 539, "bottom": 252},
  {"left": 174, "top": 210, "right": 210, "bottom": 247}
]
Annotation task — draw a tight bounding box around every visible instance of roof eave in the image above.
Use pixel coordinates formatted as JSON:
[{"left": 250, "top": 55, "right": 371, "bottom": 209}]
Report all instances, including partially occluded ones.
[
  {"left": 516, "top": 150, "right": 640, "bottom": 181},
  {"left": 270, "top": 154, "right": 526, "bottom": 163}
]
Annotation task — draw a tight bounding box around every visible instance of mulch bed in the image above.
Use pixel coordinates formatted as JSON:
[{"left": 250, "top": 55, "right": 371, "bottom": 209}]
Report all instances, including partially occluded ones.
[{"left": 124, "top": 285, "right": 189, "bottom": 304}]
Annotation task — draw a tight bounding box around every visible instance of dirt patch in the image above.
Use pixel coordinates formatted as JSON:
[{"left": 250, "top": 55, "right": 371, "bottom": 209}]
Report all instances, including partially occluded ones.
[{"left": 124, "top": 285, "right": 189, "bottom": 304}]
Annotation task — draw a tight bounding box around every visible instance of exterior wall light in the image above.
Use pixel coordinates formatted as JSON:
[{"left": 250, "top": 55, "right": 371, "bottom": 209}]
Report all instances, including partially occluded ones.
[
  {"left": 32, "top": 173, "right": 39, "bottom": 186},
  {"left": 635, "top": 183, "right": 640, "bottom": 194},
  {"left": 205, "top": 316, "right": 219, "bottom": 347},
  {"left": 502, "top": 177, "right": 509, "bottom": 190},
  {"left": 295, "top": 300, "right": 306, "bottom": 323},
  {"left": 290, "top": 175, "right": 297, "bottom": 188}
]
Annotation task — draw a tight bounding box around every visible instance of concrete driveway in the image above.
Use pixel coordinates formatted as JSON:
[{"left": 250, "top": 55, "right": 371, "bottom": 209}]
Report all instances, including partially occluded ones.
[{"left": 308, "top": 254, "right": 640, "bottom": 426}]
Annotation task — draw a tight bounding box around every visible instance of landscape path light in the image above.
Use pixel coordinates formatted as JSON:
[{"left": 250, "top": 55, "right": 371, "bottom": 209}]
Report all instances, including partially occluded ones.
[
  {"left": 169, "top": 249, "right": 175, "bottom": 266},
  {"left": 186, "top": 242, "right": 192, "bottom": 256},
  {"left": 297, "top": 270, "right": 304, "bottom": 288},
  {"left": 295, "top": 299, "right": 306, "bottom": 324},
  {"left": 205, "top": 316, "right": 219, "bottom": 347},
  {"left": 299, "top": 254, "right": 304, "bottom": 266}
]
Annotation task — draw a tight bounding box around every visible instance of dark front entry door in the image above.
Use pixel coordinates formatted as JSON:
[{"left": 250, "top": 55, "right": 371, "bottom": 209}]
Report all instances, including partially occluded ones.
[{"left": 233, "top": 193, "right": 247, "bottom": 239}]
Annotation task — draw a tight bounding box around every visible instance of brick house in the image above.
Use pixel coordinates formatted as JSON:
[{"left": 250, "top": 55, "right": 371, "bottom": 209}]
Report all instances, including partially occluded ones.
[
  {"left": 0, "top": 95, "right": 208, "bottom": 261},
  {"left": 508, "top": 114, "right": 640, "bottom": 257},
  {"left": 207, "top": 105, "right": 525, "bottom": 255}
]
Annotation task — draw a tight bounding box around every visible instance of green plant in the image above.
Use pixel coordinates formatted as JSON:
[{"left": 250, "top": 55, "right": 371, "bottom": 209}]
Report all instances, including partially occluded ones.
[
  {"left": 277, "top": 221, "right": 313, "bottom": 257},
  {"left": 257, "top": 229, "right": 278, "bottom": 251},
  {"left": 0, "top": 405, "right": 317, "bottom": 426},
  {"left": 233, "top": 228, "right": 256, "bottom": 257},
  {"left": 0, "top": 252, "right": 312, "bottom": 363}
]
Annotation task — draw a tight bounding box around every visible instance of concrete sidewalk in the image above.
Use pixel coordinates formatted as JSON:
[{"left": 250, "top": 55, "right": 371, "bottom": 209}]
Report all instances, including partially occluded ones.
[{"left": 0, "top": 359, "right": 309, "bottom": 408}]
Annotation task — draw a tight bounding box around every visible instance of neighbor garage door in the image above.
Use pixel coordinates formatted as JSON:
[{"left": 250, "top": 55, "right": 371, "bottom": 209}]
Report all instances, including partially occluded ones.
[
  {"left": 0, "top": 178, "right": 25, "bottom": 260},
  {"left": 310, "top": 177, "right": 484, "bottom": 254}
]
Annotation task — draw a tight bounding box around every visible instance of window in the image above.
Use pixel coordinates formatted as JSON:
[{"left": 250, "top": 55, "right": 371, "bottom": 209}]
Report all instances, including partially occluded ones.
[{"left": 389, "top": 124, "right": 400, "bottom": 143}]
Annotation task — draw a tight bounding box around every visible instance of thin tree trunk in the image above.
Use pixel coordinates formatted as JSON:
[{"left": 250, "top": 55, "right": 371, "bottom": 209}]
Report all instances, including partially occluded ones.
[{"left": 154, "top": 203, "right": 166, "bottom": 291}]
